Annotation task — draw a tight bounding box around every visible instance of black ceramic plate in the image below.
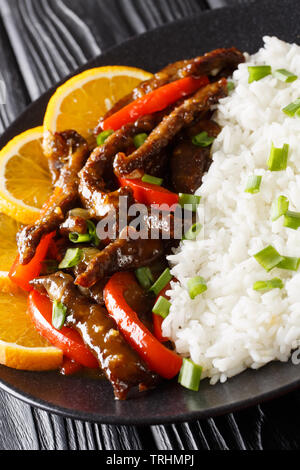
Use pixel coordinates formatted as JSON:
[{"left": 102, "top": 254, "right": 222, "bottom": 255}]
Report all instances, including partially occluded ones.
[{"left": 1, "top": 0, "right": 300, "bottom": 425}]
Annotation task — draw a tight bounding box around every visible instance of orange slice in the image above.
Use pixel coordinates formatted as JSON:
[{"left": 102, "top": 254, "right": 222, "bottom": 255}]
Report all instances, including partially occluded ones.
[
  {"left": 43, "top": 66, "right": 153, "bottom": 146},
  {"left": 0, "top": 126, "right": 52, "bottom": 224},
  {"left": 0, "top": 289, "right": 62, "bottom": 370}
]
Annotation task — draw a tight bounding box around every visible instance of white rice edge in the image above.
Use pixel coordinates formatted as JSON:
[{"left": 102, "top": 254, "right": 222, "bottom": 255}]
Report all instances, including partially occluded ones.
[{"left": 163, "top": 36, "right": 300, "bottom": 384}]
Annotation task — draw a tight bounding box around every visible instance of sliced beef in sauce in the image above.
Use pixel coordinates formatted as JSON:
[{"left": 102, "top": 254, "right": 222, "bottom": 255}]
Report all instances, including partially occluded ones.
[
  {"left": 170, "top": 119, "right": 221, "bottom": 193},
  {"left": 75, "top": 234, "right": 164, "bottom": 288},
  {"left": 113, "top": 79, "right": 227, "bottom": 177},
  {"left": 15, "top": 48, "right": 245, "bottom": 399},
  {"left": 97, "top": 47, "right": 244, "bottom": 126},
  {"left": 17, "top": 131, "right": 89, "bottom": 265}
]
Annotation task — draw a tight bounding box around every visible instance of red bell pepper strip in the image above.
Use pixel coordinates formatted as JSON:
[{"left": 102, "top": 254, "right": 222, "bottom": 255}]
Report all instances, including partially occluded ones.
[
  {"left": 152, "top": 283, "right": 171, "bottom": 342},
  {"left": 60, "top": 357, "right": 83, "bottom": 376},
  {"left": 101, "top": 75, "right": 209, "bottom": 131},
  {"left": 9, "top": 231, "right": 56, "bottom": 292},
  {"left": 104, "top": 272, "right": 182, "bottom": 379},
  {"left": 28, "top": 290, "right": 99, "bottom": 369},
  {"left": 118, "top": 177, "right": 179, "bottom": 208}
]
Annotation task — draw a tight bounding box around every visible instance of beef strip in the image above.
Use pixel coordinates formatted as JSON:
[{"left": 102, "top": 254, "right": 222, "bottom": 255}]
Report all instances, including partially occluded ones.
[
  {"left": 31, "top": 272, "right": 157, "bottom": 399},
  {"left": 43, "top": 130, "right": 87, "bottom": 184},
  {"left": 170, "top": 119, "right": 221, "bottom": 193},
  {"left": 17, "top": 131, "right": 89, "bottom": 265},
  {"left": 97, "top": 47, "right": 244, "bottom": 127},
  {"left": 59, "top": 208, "right": 91, "bottom": 237},
  {"left": 113, "top": 78, "right": 228, "bottom": 177},
  {"left": 75, "top": 234, "right": 164, "bottom": 288},
  {"left": 71, "top": 247, "right": 108, "bottom": 305},
  {"left": 79, "top": 113, "right": 166, "bottom": 219},
  {"left": 74, "top": 204, "right": 184, "bottom": 288}
]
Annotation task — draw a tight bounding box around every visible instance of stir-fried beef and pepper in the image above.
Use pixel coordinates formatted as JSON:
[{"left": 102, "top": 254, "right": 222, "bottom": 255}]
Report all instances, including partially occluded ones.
[{"left": 10, "top": 48, "right": 244, "bottom": 399}]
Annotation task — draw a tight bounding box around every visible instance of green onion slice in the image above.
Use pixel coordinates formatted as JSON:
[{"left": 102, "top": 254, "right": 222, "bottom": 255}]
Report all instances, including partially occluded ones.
[
  {"left": 133, "top": 133, "right": 148, "bottom": 148},
  {"left": 283, "top": 210, "right": 300, "bottom": 230},
  {"left": 58, "top": 248, "right": 82, "bottom": 269},
  {"left": 248, "top": 65, "right": 271, "bottom": 83},
  {"left": 178, "top": 358, "right": 202, "bottom": 391},
  {"left": 178, "top": 193, "right": 201, "bottom": 212},
  {"left": 152, "top": 296, "right": 171, "bottom": 319},
  {"left": 187, "top": 276, "right": 207, "bottom": 299},
  {"left": 149, "top": 268, "right": 172, "bottom": 296},
  {"left": 245, "top": 175, "right": 262, "bottom": 194},
  {"left": 267, "top": 143, "right": 289, "bottom": 171},
  {"left": 182, "top": 222, "right": 202, "bottom": 241},
  {"left": 253, "top": 278, "right": 284, "bottom": 291},
  {"left": 282, "top": 98, "right": 300, "bottom": 116},
  {"left": 141, "top": 174, "right": 163, "bottom": 186},
  {"left": 253, "top": 245, "right": 284, "bottom": 272},
  {"left": 96, "top": 129, "right": 114, "bottom": 146},
  {"left": 135, "top": 266, "right": 154, "bottom": 289},
  {"left": 69, "top": 232, "right": 90, "bottom": 243},
  {"left": 277, "top": 256, "right": 300, "bottom": 271},
  {"left": 52, "top": 300, "right": 67, "bottom": 330},
  {"left": 274, "top": 69, "right": 297, "bottom": 83},
  {"left": 227, "top": 81, "right": 235, "bottom": 92},
  {"left": 271, "top": 195, "right": 289, "bottom": 221},
  {"left": 192, "top": 131, "right": 215, "bottom": 147}
]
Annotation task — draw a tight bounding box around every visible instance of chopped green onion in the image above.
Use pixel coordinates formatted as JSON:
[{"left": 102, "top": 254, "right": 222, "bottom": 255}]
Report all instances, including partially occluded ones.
[
  {"left": 248, "top": 65, "right": 271, "bottom": 83},
  {"left": 152, "top": 296, "right": 171, "bottom": 319},
  {"left": 187, "top": 276, "right": 207, "bottom": 299},
  {"left": 227, "top": 81, "right": 235, "bottom": 92},
  {"left": 133, "top": 133, "right": 148, "bottom": 148},
  {"left": 253, "top": 245, "right": 284, "bottom": 272},
  {"left": 59, "top": 248, "right": 82, "bottom": 269},
  {"left": 283, "top": 210, "right": 300, "bottom": 230},
  {"left": 245, "top": 175, "right": 262, "bottom": 194},
  {"left": 42, "top": 259, "right": 58, "bottom": 274},
  {"left": 135, "top": 266, "right": 154, "bottom": 289},
  {"left": 149, "top": 268, "right": 172, "bottom": 296},
  {"left": 141, "top": 174, "right": 163, "bottom": 186},
  {"left": 69, "top": 232, "right": 91, "bottom": 243},
  {"left": 192, "top": 131, "right": 215, "bottom": 147},
  {"left": 178, "top": 358, "right": 202, "bottom": 391},
  {"left": 267, "top": 143, "right": 289, "bottom": 171},
  {"left": 182, "top": 222, "right": 202, "bottom": 241},
  {"left": 282, "top": 98, "right": 300, "bottom": 116},
  {"left": 52, "top": 300, "right": 67, "bottom": 330},
  {"left": 274, "top": 69, "right": 297, "bottom": 83},
  {"left": 271, "top": 195, "right": 289, "bottom": 221},
  {"left": 178, "top": 193, "right": 201, "bottom": 212},
  {"left": 277, "top": 256, "right": 300, "bottom": 271},
  {"left": 253, "top": 277, "right": 284, "bottom": 291},
  {"left": 96, "top": 129, "right": 114, "bottom": 146},
  {"left": 69, "top": 220, "right": 99, "bottom": 246}
]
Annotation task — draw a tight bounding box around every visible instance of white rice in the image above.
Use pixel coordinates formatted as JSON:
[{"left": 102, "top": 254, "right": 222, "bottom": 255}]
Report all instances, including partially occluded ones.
[{"left": 164, "top": 36, "right": 300, "bottom": 384}]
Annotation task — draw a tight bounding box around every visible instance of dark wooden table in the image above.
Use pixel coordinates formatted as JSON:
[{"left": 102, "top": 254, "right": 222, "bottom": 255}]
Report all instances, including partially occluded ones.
[{"left": 0, "top": 0, "right": 299, "bottom": 451}]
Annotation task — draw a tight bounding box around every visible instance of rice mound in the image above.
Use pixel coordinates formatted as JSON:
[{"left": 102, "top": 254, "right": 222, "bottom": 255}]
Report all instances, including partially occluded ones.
[{"left": 164, "top": 36, "right": 300, "bottom": 384}]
